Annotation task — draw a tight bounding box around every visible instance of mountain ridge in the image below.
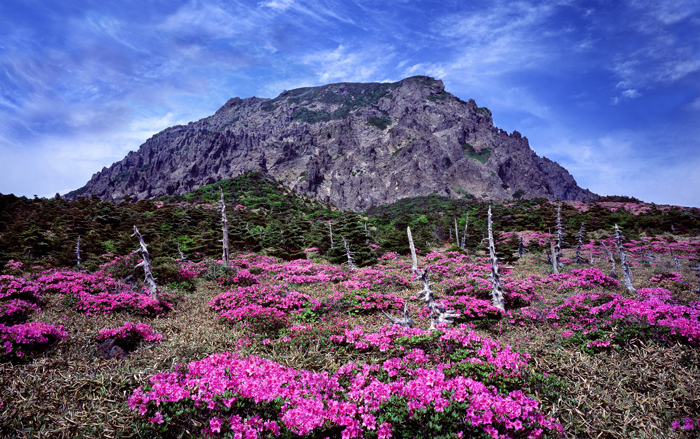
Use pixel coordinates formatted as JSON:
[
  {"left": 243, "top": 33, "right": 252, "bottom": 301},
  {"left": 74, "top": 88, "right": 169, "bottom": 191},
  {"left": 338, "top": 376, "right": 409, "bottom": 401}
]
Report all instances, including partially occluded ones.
[{"left": 65, "top": 76, "right": 597, "bottom": 210}]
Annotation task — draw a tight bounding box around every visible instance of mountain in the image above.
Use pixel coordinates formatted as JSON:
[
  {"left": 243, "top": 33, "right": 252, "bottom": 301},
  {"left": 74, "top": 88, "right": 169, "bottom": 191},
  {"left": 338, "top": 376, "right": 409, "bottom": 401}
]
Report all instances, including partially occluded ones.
[{"left": 65, "top": 76, "right": 597, "bottom": 210}]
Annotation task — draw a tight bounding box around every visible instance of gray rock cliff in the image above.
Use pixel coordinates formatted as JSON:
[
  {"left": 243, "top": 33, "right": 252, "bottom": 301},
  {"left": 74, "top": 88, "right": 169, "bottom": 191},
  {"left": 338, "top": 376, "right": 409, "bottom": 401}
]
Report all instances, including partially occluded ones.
[{"left": 66, "top": 76, "right": 597, "bottom": 210}]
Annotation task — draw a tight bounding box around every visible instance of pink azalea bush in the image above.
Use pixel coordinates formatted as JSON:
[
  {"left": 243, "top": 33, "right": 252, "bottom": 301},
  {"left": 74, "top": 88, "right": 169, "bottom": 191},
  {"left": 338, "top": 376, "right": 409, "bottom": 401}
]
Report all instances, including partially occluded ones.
[
  {"left": 547, "top": 268, "right": 619, "bottom": 292},
  {"left": 97, "top": 322, "right": 163, "bottom": 345},
  {"left": 36, "top": 269, "right": 171, "bottom": 316},
  {"left": 0, "top": 299, "right": 41, "bottom": 324},
  {"left": 517, "top": 288, "right": 700, "bottom": 351},
  {"left": 1, "top": 322, "right": 67, "bottom": 359},
  {"left": 129, "top": 349, "right": 562, "bottom": 439}
]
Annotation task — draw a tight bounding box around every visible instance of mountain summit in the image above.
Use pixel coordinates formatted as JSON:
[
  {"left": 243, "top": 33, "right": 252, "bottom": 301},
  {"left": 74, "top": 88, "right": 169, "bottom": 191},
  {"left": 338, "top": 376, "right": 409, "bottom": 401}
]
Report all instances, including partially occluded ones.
[{"left": 66, "top": 76, "right": 596, "bottom": 209}]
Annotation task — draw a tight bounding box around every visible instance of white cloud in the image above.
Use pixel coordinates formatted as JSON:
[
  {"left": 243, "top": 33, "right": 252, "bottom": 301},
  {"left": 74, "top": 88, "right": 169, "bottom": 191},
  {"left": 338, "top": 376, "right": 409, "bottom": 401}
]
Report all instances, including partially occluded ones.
[
  {"left": 258, "top": 0, "right": 295, "bottom": 11},
  {"left": 539, "top": 131, "right": 700, "bottom": 207},
  {"left": 302, "top": 44, "right": 398, "bottom": 84}
]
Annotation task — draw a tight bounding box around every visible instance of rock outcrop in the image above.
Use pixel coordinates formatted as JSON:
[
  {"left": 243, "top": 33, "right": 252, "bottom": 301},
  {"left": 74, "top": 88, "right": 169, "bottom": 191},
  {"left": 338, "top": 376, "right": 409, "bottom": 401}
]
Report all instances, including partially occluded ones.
[{"left": 66, "top": 76, "right": 597, "bottom": 210}]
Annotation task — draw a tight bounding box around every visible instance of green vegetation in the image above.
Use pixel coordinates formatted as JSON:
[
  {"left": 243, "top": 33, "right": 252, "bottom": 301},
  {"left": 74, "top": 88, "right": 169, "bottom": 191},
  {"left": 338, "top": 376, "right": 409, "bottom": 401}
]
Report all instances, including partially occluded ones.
[
  {"left": 367, "top": 116, "right": 392, "bottom": 130},
  {"left": 427, "top": 91, "right": 449, "bottom": 102},
  {"left": 2, "top": 172, "right": 700, "bottom": 269},
  {"left": 280, "top": 82, "right": 399, "bottom": 125},
  {"left": 461, "top": 143, "right": 492, "bottom": 164},
  {"left": 475, "top": 106, "right": 492, "bottom": 116},
  {"left": 513, "top": 189, "right": 526, "bottom": 199}
]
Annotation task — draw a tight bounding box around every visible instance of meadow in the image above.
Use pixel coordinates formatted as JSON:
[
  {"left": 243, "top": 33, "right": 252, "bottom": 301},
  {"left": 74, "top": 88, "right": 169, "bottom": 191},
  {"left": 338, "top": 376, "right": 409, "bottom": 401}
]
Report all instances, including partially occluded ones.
[{"left": 1, "top": 226, "right": 699, "bottom": 439}]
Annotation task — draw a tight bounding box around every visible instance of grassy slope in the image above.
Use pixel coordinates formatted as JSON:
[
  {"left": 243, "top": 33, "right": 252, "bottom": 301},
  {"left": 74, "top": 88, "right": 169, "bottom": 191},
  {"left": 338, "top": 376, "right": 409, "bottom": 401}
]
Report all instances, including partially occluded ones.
[{"left": 1, "top": 243, "right": 699, "bottom": 438}]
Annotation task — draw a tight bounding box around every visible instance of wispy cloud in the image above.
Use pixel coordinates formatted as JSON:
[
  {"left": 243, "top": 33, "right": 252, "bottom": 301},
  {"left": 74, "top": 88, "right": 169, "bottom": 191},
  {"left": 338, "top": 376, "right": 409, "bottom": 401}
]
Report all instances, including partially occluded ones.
[
  {"left": 302, "top": 44, "right": 398, "bottom": 84},
  {"left": 1, "top": 0, "right": 699, "bottom": 206}
]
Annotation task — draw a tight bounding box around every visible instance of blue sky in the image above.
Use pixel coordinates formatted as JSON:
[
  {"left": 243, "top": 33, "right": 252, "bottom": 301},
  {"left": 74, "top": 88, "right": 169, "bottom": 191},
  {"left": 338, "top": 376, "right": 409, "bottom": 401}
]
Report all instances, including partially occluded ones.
[{"left": 1, "top": 0, "right": 699, "bottom": 206}]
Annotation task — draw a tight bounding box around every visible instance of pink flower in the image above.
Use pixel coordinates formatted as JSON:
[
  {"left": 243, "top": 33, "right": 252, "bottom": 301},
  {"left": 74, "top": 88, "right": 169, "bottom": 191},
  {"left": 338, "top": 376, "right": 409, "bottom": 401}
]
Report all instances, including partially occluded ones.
[
  {"left": 210, "top": 417, "right": 223, "bottom": 433},
  {"left": 683, "top": 417, "right": 694, "bottom": 430},
  {"left": 149, "top": 412, "right": 164, "bottom": 424},
  {"left": 377, "top": 423, "right": 392, "bottom": 439}
]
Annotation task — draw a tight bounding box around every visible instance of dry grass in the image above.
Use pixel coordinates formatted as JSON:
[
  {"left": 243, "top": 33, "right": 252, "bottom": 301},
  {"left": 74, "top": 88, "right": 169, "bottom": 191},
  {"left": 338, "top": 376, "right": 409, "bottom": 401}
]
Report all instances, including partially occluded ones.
[{"left": 1, "top": 249, "right": 699, "bottom": 438}]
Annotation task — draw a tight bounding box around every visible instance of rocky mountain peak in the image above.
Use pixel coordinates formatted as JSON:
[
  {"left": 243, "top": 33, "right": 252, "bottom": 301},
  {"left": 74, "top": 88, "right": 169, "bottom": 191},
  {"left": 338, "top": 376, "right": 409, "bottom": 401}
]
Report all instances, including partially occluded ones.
[{"left": 65, "top": 76, "right": 596, "bottom": 209}]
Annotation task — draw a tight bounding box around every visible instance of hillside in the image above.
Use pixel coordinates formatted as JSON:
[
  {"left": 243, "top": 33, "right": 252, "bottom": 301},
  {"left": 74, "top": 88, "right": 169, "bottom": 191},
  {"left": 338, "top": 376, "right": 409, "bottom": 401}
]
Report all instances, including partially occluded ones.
[
  {"left": 65, "top": 76, "right": 596, "bottom": 210},
  {"left": 2, "top": 175, "right": 700, "bottom": 438}
]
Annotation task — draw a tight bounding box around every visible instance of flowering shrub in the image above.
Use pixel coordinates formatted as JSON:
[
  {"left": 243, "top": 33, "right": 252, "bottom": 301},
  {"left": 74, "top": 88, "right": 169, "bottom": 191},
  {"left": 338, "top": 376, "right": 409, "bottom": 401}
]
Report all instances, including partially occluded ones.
[
  {"left": 0, "top": 275, "right": 43, "bottom": 302},
  {"left": 547, "top": 268, "right": 619, "bottom": 292},
  {"left": 312, "top": 290, "right": 404, "bottom": 317},
  {"left": 1, "top": 322, "right": 67, "bottom": 359},
  {"left": 96, "top": 322, "right": 162, "bottom": 352},
  {"left": 3, "top": 259, "right": 24, "bottom": 272},
  {"left": 218, "top": 269, "right": 259, "bottom": 287},
  {"left": 97, "top": 322, "right": 162, "bottom": 343},
  {"left": 380, "top": 252, "right": 397, "bottom": 261},
  {"left": 36, "top": 269, "right": 171, "bottom": 316},
  {"left": 518, "top": 289, "right": 700, "bottom": 352},
  {"left": 129, "top": 351, "right": 563, "bottom": 439},
  {"left": 0, "top": 299, "right": 41, "bottom": 324}
]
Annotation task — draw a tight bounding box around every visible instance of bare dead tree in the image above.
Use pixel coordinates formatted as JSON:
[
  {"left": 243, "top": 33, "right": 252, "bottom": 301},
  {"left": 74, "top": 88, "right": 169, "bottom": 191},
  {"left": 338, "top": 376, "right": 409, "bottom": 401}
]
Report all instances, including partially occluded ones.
[
  {"left": 550, "top": 242, "right": 560, "bottom": 275},
  {"left": 342, "top": 236, "right": 356, "bottom": 271},
  {"left": 555, "top": 203, "right": 564, "bottom": 268},
  {"left": 670, "top": 249, "right": 682, "bottom": 269},
  {"left": 460, "top": 212, "right": 469, "bottom": 249},
  {"left": 75, "top": 236, "right": 82, "bottom": 267},
  {"left": 615, "top": 225, "right": 636, "bottom": 293},
  {"left": 487, "top": 207, "right": 506, "bottom": 311},
  {"left": 454, "top": 218, "right": 459, "bottom": 247},
  {"left": 517, "top": 235, "right": 529, "bottom": 258},
  {"left": 600, "top": 241, "right": 618, "bottom": 278},
  {"left": 405, "top": 226, "right": 459, "bottom": 329},
  {"left": 364, "top": 222, "right": 369, "bottom": 245},
  {"left": 132, "top": 226, "right": 158, "bottom": 299},
  {"left": 575, "top": 223, "right": 585, "bottom": 264},
  {"left": 382, "top": 303, "right": 414, "bottom": 328},
  {"left": 218, "top": 188, "right": 230, "bottom": 270},
  {"left": 329, "top": 222, "right": 334, "bottom": 249},
  {"left": 177, "top": 243, "right": 186, "bottom": 261}
]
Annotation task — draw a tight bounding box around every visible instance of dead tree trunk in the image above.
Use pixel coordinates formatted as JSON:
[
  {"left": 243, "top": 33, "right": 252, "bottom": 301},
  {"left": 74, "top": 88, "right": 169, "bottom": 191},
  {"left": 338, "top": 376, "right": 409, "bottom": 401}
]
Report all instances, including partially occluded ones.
[
  {"left": 555, "top": 203, "right": 564, "bottom": 268},
  {"left": 454, "top": 218, "right": 459, "bottom": 247},
  {"left": 615, "top": 225, "right": 636, "bottom": 293},
  {"left": 517, "top": 235, "right": 529, "bottom": 258},
  {"left": 575, "top": 223, "right": 585, "bottom": 264},
  {"left": 329, "top": 222, "right": 334, "bottom": 249},
  {"left": 550, "top": 242, "right": 560, "bottom": 275},
  {"left": 132, "top": 226, "right": 158, "bottom": 299},
  {"left": 75, "top": 236, "right": 82, "bottom": 267},
  {"left": 219, "top": 188, "right": 230, "bottom": 270},
  {"left": 487, "top": 207, "right": 506, "bottom": 311},
  {"left": 342, "top": 236, "right": 356, "bottom": 271},
  {"left": 670, "top": 249, "right": 682, "bottom": 269},
  {"left": 382, "top": 303, "right": 413, "bottom": 328},
  {"left": 177, "top": 243, "right": 186, "bottom": 261},
  {"left": 600, "top": 241, "right": 618, "bottom": 278},
  {"left": 406, "top": 226, "right": 458, "bottom": 329},
  {"left": 461, "top": 212, "right": 468, "bottom": 249}
]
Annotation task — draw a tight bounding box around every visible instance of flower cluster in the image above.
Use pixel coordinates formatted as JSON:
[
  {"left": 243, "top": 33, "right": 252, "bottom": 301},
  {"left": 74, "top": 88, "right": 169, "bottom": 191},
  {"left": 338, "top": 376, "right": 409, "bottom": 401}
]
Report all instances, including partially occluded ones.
[
  {"left": 36, "top": 269, "right": 171, "bottom": 316},
  {"left": 0, "top": 275, "right": 43, "bottom": 324},
  {"left": 518, "top": 288, "right": 700, "bottom": 347},
  {"left": 671, "top": 417, "right": 700, "bottom": 431},
  {"left": 1, "top": 322, "right": 67, "bottom": 358},
  {"left": 97, "top": 322, "right": 162, "bottom": 344},
  {"left": 547, "top": 268, "right": 619, "bottom": 291},
  {"left": 129, "top": 350, "right": 562, "bottom": 439}
]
